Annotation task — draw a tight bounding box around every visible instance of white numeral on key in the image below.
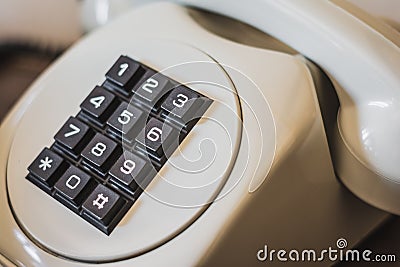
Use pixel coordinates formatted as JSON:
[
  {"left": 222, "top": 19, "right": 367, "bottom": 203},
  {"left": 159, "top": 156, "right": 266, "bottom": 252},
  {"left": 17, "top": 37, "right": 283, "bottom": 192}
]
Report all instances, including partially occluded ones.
[
  {"left": 141, "top": 78, "right": 159, "bottom": 94},
  {"left": 64, "top": 124, "right": 80, "bottom": 138},
  {"left": 118, "top": 63, "right": 129, "bottom": 76},
  {"left": 90, "top": 96, "right": 105, "bottom": 109},
  {"left": 147, "top": 127, "right": 162, "bottom": 142},
  {"left": 120, "top": 159, "right": 136, "bottom": 175}
]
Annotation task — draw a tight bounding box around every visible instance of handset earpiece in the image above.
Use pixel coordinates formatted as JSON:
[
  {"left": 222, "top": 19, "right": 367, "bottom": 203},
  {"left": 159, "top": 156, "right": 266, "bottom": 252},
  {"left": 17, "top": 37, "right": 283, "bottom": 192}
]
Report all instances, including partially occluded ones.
[{"left": 170, "top": 0, "right": 400, "bottom": 214}]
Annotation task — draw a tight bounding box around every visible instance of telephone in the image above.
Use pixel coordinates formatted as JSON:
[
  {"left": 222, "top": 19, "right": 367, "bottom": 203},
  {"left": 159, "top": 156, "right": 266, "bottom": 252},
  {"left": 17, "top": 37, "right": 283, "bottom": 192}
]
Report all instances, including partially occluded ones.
[{"left": 0, "top": 1, "right": 399, "bottom": 266}]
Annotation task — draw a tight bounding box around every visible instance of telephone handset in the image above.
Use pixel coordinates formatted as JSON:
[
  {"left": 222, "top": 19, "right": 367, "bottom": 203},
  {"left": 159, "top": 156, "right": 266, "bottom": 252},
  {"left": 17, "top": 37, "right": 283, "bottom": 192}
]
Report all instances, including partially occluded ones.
[{"left": 0, "top": 1, "right": 399, "bottom": 266}]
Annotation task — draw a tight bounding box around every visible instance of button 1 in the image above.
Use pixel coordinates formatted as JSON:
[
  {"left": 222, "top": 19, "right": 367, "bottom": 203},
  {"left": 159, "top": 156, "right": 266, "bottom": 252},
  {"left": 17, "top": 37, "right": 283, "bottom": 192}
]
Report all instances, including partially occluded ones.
[
  {"left": 109, "top": 152, "right": 151, "bottom": 192},
  {"left": 54, "top": 117, "right": 92, "bottom": 157},
  {"left": 80, "top": 86, "right": 117, "bottom": 125},
  {"left": 133, "top": 70, "right": 172, "bottom": 109},
  {"left": 27, "top": 148, "right": 65, "bottom": 188},
  {"left": 105, "top": 56, "right": 144, "bottom": 93},
  {"left": 82, "top": 184, "right": 124, "bottom": 226},
  {"left": 54, "top": 166, "right": 94, "bottom": 209},
  {"left": 135, "top": 118, "right": 178, "bottom": 158},
  {"left": 81, "top": 133, "right": 121, "bottom": 174},
  {"left": 161, "top": 85, "right": 204, "bottom": 125},
  {"left": 106, "top": 102, "right": 145, "bottom": 143}
]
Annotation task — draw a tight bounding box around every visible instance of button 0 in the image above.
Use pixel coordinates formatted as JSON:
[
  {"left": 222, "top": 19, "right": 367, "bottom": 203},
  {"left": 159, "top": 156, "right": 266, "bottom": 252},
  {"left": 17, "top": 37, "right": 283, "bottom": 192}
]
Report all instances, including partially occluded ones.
[
  {"left": 54, "top": 117, "right": 92, "bottom": 157},
  {"left": 81, "top": 133, "right": 121, "bottom": 174},
  {"left": 28, "top": 148, "right": 65, "bottom": 188},
  {"left": 54, "top": 166, "right": 95, "bottom": 209},
  {"left": 105, "top": 55, "right": 144, "bottom": 93},
  {"left": 80, "top": 86, "right": 117, "bottom": 125},
  {"left": 161, "top": 85, "right": 204, "bottom": 125},
  {"left": 82, "top": 184, "right": 124, "bottom": 226}
]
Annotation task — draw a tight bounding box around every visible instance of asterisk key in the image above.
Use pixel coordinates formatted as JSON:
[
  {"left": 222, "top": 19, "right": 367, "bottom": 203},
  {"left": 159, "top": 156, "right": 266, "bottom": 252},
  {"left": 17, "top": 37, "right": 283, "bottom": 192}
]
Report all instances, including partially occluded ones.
[{"left": 39, "top": 157, "right": 53, "bottom": 171}]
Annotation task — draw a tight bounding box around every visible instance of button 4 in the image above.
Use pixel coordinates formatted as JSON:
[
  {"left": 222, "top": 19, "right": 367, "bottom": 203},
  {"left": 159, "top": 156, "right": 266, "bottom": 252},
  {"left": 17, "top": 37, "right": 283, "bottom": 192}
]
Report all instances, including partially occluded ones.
[{"left": 80, "top": 86, "right": 118, "bottom": 125}]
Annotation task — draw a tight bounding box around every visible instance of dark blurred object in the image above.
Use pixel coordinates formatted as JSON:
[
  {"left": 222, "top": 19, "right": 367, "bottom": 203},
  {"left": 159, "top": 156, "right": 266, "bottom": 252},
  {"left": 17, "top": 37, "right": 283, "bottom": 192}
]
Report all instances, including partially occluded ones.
[{"left": 0, "top": 46, "right": 56, "bottom": 122}]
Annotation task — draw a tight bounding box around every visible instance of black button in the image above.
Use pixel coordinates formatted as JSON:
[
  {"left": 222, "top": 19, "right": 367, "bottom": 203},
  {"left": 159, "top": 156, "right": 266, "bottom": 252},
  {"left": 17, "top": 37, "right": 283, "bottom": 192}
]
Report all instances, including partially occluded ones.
[
  {"left": 109, "top": 152, "right": 151, "bottom": 192},
  {"left": 135, "top": 118, "right": 178, "bottom": 158},
  {"left": 54, "top": 117, "right": 92, "bottom": 157},
  {"left": 80, "top": 86, "right": 117, "bottom": 125},
  {"left": 105, "top": 55, "right": 144, "bottom": 93},
  {"left": 28, "top": 148, "right": 65, "bottom": 188},
  {"left": 133, "top": 70, "right": 172, "bottom": 108},
  {"left": 54, "top": 166, "right": 94, "bottom": 209},
  {"left": 81, "top": 133, "right": 121, "bottom": 174},
  {"left": 106, "top": 102, "right": 145, "bottom": 143},
  {"left": 82, "top": 184, "right": 124, "bottom": 225},
  {"left": 161, "top": 85, "right": 204, "bottom": 125}
]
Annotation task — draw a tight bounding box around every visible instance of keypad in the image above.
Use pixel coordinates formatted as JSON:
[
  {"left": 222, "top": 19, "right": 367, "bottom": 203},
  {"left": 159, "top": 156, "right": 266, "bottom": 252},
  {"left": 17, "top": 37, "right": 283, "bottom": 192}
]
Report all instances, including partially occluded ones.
[{"left": 26, "top": 55, "right": 212, "bottom": 235}]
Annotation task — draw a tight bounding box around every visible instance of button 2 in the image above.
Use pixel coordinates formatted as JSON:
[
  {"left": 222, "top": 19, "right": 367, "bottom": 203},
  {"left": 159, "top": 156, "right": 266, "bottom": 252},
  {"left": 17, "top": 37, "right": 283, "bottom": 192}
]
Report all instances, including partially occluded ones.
[{"left": 133, "top": 70, "right": 171, "bottom": 108}]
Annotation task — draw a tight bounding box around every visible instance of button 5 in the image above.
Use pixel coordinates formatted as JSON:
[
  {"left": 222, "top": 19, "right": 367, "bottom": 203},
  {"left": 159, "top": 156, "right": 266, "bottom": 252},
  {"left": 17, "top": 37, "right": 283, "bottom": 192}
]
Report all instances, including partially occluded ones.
[{"left": 106, "top": 102, "right": 145, "bottom": 143}]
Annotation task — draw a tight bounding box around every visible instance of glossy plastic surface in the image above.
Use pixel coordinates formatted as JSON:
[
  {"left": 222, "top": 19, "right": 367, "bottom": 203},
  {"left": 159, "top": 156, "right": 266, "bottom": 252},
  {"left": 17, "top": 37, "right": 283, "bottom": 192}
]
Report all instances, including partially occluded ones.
[{"left": 0, "top": 3, "right": 389, "bottom": 266}]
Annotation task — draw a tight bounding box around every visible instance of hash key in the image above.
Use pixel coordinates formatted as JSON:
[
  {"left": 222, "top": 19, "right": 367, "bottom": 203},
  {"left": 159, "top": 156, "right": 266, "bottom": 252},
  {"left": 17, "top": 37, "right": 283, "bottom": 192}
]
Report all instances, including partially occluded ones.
[{"left": 82, "top": 184, "right": 124, "bottom": 225}]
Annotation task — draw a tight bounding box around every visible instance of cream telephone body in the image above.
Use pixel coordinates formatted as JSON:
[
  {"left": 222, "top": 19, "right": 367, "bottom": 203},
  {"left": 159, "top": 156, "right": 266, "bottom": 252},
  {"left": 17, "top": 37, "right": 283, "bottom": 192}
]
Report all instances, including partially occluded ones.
[{"left": 0, "top": 1, "right": 399, "bottom": 266}]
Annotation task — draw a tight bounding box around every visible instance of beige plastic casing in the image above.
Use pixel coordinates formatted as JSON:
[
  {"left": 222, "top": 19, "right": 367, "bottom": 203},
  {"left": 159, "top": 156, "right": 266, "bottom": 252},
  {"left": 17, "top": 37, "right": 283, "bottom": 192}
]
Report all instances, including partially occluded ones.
[{"left": 0, "top": 3, "right": 389, "bottom": 266}]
